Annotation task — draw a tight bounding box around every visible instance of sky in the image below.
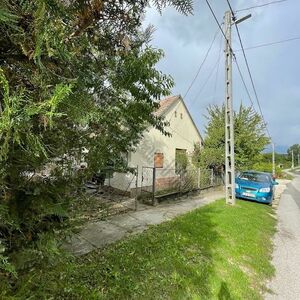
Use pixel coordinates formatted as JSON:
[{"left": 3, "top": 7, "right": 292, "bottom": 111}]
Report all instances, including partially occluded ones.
[{"left": 144, "top": 0, "right": 300, "bottom": 153}]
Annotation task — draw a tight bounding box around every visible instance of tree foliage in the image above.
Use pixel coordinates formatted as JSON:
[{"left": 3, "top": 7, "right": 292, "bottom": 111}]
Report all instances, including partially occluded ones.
[
  {"left": 287, "top": 144, "right": 300, "bottom": 161},
  {"left": 199, "top": 104, "right": 270, "bottom": 170},
  {"left": 0, "top": 0, "right": 194, "bottom": 277}
]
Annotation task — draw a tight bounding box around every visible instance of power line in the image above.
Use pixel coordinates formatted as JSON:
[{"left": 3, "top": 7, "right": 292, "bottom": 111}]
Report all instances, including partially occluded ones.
[
  {"left": 225, "top": 0, "right": 235, "bottom": 13},
  {"left": 190, "top": 49, "right": 222, "bottom": 107},
  {"left": 169, "top": 27, "right": 220, "bottom": 124},
  {"left": 206, "top": 0, "right": 272, "bottom": 139},
  {"left": 205, "top": 0, "right": 234, "bottom": 55},
  {"left": 169, "top": 126, "right": 195, "bottom": 146},
  {"left": 226, "top": 0, "right": 272, "bottom": 139},
  {"left": 235, "top": 36, "right": 300, "bottom": 51},
  {"left": 213, "top": 33, "right": 224, "bottom": 101},
  {"left": 233, "top": 58, "right": 255, "bottom": 108},
  {"left": 204, "top": 0, "right": 252, "bottom": 107},
  {"left": 235, "top": 27, "right": 272, "bottom": 138},
  {"left": 236, "top": 0, "right": 288, "bottom": 12},
  {"left": 183, "top": 29, "right": 219, "bottom": 98}
]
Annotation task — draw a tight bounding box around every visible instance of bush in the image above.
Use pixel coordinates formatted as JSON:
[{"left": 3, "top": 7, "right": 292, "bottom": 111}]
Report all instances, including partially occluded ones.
[{"left": 252, "top": 162, "right": 283, "bottom": 178}]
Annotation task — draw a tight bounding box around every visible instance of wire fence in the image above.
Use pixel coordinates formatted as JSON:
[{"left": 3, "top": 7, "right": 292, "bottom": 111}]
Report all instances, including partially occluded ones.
[
  {"left": 141, "top": 166, "right": 224, "bottom": 205},
  {"left": 84, "top": 167, "right": 138, "bottom": 214},
  {"left": 81, "top": 166, "right": 224, "bottom": 213}
]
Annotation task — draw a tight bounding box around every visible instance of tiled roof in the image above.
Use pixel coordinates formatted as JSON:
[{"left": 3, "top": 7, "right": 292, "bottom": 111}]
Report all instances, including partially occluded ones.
[{"left": 155, "top": 95, "right": 180, "bottom": 116}]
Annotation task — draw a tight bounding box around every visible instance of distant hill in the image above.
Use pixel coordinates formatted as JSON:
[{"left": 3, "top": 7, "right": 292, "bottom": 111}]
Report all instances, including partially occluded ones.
[{"left": 264, "top": 145, "right": 288, "bottom": 154}]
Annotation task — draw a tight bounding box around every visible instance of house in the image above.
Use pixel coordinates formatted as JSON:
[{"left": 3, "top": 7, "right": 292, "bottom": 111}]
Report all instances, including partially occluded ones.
[{"left": 107, "top": 95, "right": 203, "bottom": 194}]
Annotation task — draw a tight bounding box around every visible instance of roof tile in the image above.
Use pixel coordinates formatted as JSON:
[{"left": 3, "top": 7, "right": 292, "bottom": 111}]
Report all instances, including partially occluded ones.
[{"left": 155, "top": 95, "right": 180, "bottom": 116}]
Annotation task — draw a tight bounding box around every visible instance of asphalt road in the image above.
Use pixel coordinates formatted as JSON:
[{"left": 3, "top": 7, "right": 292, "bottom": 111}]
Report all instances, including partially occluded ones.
[{"left": 266, "top": 170, "right": 300, "bottom": 299}]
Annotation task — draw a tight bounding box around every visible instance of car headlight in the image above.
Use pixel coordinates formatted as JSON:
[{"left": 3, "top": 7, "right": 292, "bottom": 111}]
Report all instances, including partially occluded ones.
[
  {"left": 259, "top": 187, "right": 270, "bottom": 193},
  {"left": 235, "top": 183, "right": 239, "bottom": 189}
]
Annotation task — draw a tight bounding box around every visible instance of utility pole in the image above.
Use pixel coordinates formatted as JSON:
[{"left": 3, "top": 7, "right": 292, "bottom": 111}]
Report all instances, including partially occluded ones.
[
  {"left": 224, "top": 11, "right": 251, "bottom": 205},
  {"left": 272, "top": 143, "right": 275, "bottom": 178},
  {"left": 292, "top": 150, "right": 294, "bottom": 169},
  {"left": 298, "top": 153, "right": 300, "bottom": 166},
  {"left": 224, "top": 10, "right": 235, "bottom": 205}
]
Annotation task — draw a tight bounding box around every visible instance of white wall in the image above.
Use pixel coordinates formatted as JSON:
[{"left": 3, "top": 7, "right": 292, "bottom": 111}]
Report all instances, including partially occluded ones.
[
  {"left": 105, "top": 171, "right": 136, "bottom": 192},
  {"left": 128, "top": 98, "right": 203, "bottom": 188}
]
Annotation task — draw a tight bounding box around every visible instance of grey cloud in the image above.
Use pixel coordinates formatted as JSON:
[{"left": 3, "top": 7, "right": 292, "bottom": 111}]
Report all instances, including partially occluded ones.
[{"left": 145, "top": 0, "right": 300, "bottom": 151}]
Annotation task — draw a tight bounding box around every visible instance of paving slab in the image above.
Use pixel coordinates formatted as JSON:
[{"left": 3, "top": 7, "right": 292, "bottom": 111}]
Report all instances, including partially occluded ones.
[
  {"left": 64, "top": 190, "right": 224, "bottom": 256},
  {"left": 129, "top": 209, "right": 166, "bottom": 226},
  {"left": 107, "top": 213, "right": 147, "bottom": 232},
  {"left": 79, "top": 222, "right": 128, "bottom": 249},
  {"left": 64, "top": 235, "right": 97, "bottom": 256}
]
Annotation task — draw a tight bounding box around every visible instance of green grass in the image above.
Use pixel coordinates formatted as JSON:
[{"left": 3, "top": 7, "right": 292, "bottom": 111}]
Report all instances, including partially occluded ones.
[{"left": 2, "top": 199, "right": 276, "bottom": 300}]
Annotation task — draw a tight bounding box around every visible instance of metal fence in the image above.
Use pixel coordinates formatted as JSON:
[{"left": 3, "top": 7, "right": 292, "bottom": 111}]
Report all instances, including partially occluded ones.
[
  {"left": 141, "top": 166, "right": 156, "bottom": 205},
  {"left": 84, "top": 166, "right": 224, "bottom": 210},
  {"left": 85, "top": 167, "right": 139, "bottom": 212},
  {"left": 141, "top": 166, "right": 224, "bottom": 205}
]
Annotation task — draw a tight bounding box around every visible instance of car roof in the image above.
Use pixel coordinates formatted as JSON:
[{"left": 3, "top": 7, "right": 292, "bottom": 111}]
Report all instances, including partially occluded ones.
[{"left": 241, "top": 170, "right": 271, "bottom": 175}]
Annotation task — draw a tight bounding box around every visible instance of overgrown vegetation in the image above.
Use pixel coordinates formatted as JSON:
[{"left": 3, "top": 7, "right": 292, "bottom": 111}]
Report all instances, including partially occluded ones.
[
  {"left": 254, "top": 152, "right": 295, "bottom": 178},
  {"left": 199, "top": 104, "right": 270, "bottom": 171},
  {"left": 1, "top": 199, "right": 276, "bottom": 299},
  {"left": 287, "top": 144, "right": 300, "bottom": 166},
  {"left": 0, "top": 0, "right": 194, "bottom": 279}
]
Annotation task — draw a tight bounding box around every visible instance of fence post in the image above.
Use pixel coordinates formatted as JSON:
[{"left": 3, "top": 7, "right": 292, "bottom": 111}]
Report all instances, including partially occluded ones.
[
  {"left": 135, "top": 166, "right": 138, "bottom": 211},
  {"left": 152, "top": 167, "right": 157, "bottom": 206},
  {"left": 108, "top": 168, "right": 111, "bottom": 187},
  {"left": 210, "top": 169, "right": 214, "bottom": 186},
  {"left": 178, "top": 170, "right": 181, "bottom": 196}
]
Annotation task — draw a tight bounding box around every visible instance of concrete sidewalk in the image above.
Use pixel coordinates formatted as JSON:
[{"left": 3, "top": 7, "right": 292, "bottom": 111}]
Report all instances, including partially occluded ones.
[{"left": 64, "top": 190, "right": 224, "bottom": 256}]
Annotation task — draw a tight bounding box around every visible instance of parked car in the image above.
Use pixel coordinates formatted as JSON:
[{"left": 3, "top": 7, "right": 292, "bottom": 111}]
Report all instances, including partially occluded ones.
[{"left": 235, "top": 171, "right": 278, "bottom": 204}]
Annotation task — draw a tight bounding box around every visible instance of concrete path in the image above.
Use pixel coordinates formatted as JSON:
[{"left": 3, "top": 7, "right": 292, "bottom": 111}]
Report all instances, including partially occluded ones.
[
  {"left": 266, "top": 170, "right": 300, "bottom": 299},
  {"left": 64, "top": 190, "right": 224, "bottom": 256}
]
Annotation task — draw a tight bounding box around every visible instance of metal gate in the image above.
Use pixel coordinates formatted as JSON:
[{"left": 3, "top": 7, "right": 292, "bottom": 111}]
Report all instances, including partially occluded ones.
[{"left": 141, "top": 166, "right": 156, "bottom": 205}]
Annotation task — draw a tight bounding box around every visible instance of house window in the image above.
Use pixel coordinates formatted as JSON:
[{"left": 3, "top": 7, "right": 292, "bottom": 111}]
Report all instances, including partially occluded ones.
[
  {"left": 180, "top": 113, "right": 183, "bottom": 119},
  {"left": 175, "top": 148, "right": 188, "bottom": 173},
  {"left": 174, "top": 111, "right": 177, "bottom": 118},
  {"left": 154, "top": 152, "right": 164, "bottom": 168}
]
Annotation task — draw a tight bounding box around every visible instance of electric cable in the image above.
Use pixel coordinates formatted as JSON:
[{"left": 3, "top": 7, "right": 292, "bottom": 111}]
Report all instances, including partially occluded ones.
[
  {"left": 236, "top": 0, "right": 288, "bottom": 12},
  {"left": 226, "top": 0, "right": 272, "bottom": 139}
]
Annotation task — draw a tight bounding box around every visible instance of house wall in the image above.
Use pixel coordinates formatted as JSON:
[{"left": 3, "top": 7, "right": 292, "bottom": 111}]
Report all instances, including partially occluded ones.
[
  {"left": 108, "top": 98, "right": 202, "bottom": 191},
  {"left": 127, "top": 99, "right": 202, "bottom": 189}
]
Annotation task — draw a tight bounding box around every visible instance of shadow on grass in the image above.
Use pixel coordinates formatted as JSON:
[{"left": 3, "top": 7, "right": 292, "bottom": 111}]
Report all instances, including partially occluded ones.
[
  {"left": 98, "top": 204, "right": 226, "bottom": 299},
  {"left": 7, "top": 201, "right": 240, "bottom": 299},
  {"left": 142, "top": 205, "right": 222, "bottom": 299},
  {"left": 218, "top": 281, "right": 234, "bottom": 300}
]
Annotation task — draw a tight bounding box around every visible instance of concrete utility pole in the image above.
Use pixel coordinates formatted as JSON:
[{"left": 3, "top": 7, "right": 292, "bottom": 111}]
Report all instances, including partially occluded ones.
[
  {"left": 224, "top": 10, "right": 235, "bottom": 205},
  {"left": 224, "top": 11, "right": 251, "bottom": 205},
  {"left": 292, "top": 150, "right": 295, "bottom": 169},
  {"left": 272, "top": 143, "right": 276, "bottom": 178}
]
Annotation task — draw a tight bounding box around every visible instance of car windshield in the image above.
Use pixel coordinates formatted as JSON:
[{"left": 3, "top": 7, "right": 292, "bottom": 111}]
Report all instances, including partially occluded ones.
[{"left": 239, "top": 172, "right": 271, "bottom": 183}]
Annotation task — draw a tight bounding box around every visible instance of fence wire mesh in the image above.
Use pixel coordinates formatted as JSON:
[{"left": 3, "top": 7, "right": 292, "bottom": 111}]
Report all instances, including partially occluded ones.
[
  {"left": 84, "top": 167, "right": 138, "bottom": 214},
  {"left": 140, "top": 166, "right": 224, "bottom": 203}
]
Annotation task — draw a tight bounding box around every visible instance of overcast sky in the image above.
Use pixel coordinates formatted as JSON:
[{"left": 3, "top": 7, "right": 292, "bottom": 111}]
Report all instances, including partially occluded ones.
[{"left": 145, "top": 0, "right": 300, "bottom": 153}]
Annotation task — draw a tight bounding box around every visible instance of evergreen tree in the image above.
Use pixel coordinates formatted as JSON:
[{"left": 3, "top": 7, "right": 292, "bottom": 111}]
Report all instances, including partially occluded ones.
[{"left": 0, "top": 0, "right": 193, "bottom": 274}]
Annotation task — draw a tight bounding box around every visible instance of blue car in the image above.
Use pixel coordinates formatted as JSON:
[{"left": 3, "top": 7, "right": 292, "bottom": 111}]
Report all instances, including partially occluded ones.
[{"left": 235, "top": 171, "right": 278, "bottom": 204}]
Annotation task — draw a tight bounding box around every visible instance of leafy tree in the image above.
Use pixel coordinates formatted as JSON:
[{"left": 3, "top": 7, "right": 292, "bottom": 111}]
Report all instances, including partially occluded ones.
[
  {"left": 0, "top": 0, "right": 194, "bottom": 275},
  {"left": 259, "top": 152, "right": 290, "bottom": 168},
  {"left": 175, "top": 149, "right": 188, "bottom": 173},
  {"left": 287, "top": 144, "right": 300, "bottom": 161},
  {"left": 199, "top": 104, "right": 270, "bottom": 170}
]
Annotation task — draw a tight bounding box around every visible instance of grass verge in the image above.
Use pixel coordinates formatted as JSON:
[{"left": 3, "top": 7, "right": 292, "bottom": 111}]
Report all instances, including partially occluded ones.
[{"left": 2, "top": 199, "right": 276, "bottom": 299}]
